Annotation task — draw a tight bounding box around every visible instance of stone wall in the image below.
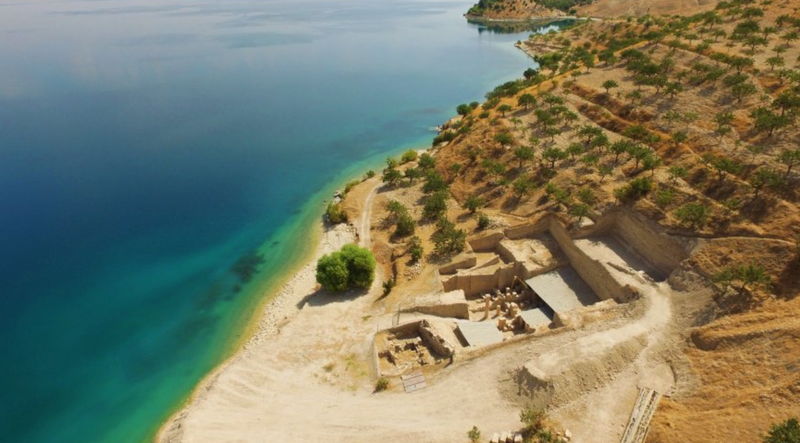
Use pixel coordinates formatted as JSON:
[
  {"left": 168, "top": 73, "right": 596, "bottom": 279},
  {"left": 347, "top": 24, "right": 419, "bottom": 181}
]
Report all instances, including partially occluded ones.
[
  {"left": 549, "top": 218, "right": 638, "bottom": 303},
  {"left": 583, "top": 208, "right": 692, "bottom": 280}
]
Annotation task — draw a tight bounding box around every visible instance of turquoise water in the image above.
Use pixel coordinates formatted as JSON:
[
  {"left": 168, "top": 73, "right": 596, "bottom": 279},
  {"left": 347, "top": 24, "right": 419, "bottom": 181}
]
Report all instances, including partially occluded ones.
[{"left": 0, "top": 1, "right": 566, "bottom": 442}]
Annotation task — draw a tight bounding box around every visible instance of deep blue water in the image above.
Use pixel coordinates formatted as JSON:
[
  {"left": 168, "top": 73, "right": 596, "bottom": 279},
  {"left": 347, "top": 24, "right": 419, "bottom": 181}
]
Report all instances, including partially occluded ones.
[{"left": 0, "top": 1, "right": 564, "bottom": 442}]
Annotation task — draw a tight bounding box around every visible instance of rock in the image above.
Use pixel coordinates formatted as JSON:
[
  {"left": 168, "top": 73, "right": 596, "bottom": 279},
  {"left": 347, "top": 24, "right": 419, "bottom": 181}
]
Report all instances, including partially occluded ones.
[
  {"left": 514, "top": 433, "right": 523, "bottom": 443},
  {"left": 564, "top": 428, "right": 572, "bottom": 441}
]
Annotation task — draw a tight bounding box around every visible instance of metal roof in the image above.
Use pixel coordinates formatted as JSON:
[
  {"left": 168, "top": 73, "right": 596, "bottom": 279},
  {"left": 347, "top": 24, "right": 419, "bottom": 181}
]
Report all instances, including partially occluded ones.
[
  {"left": 519, "top": 308, "right": 552, "bottom": 328},
  {"left": 525, "top": 266, "right": 600, "bottom": 314},
  {"left": 457, "top": 320, "right": 504, "bottom": 347}
]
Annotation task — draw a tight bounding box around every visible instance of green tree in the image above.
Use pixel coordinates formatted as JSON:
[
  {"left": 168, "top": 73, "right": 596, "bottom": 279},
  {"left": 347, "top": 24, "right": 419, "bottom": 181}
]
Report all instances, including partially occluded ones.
[
  {"left": 476, "top": 212, "right": 491, "bottom": 230},
  {"left": 514, "top": 145, "right": 535, "bottom": 168},
  {"left": 468, "top": 426, "right": 482, "bottom": 443},
  {"left": 668, "top": 165, "right": 688, "bottom": 183},
  {"left": 779, "top": 149, "right": 800, "bottom": 177},
  {"left": 494, "top": 131, "right": 514, "bottom": 148},
  {"left": 482, "top": 159, "right": 507, "bottom": 183},
  {"left": 497, "top": 104, "right": 513, "bottom": 117},
  {"left": 340, "top": 244, "right": 376, "bottom": 289},
  {"left": 418, "top": 152, "right": 436, "bottom": 170},
  {"left": 675, "top": 202, "right": 710, "bottom": 230},
  {"left": 602, "top": 79, "right": 619, "bottom": 94},
  {"left": 518, "top": 93, "right": 537, "bottom": 110},
  {"left": 316, "top": 253, "right": 349, "bottom": 292},
  {"left": 423, "top": 190, "right": 449, "bottom": 219},
  {"left": 326, "top": 201, "right": 347, "bottom": 224},
  {"left": 408, "top": 236, "right": 423, "bottom": 263},
  {"left": 762, "top": 417, "right": 800, "bottom": 443},
  {"left": 542, "top": 147, "right": 567, "bottom": 169},
  {"left": 431, "top": 217, "right": 466, "bottom": 255},
  {"left": 519, "top": 408, "right": 546, "bottom": 439},
  {"left": 750, "top": 107, "right": 791, "bottom": 137},
  {"left": 749, "top": 167, "right": 785, "bottom": 199},
  {"left": 401, "top": 149, "right": 418, "bottom": 163},
  {"left": 423, "top": 170, "right": 448, "bottom": 194},
  {"left": 654, "top": 188, "right": 676, "bottom": 209},
  {"left": 512, "top": 176, "right": 535, "bottom": 201},
  {"left": 456, "top": 103, "right": 471, "bottom": 116},
  {"left": 382, "top": 167, "right": 402, "bottom": 186},
  {"left": 569, "top": 203, "right": 590, "bottom": 222},
  {"left": 462, "top": 194, "right": 485, "bottom": 213},
  {"left": 614, "top": 177, "right": 653, "bottom": 202},
  {"left": 394, "top": 212, "right": 416, "bottom": 237}
]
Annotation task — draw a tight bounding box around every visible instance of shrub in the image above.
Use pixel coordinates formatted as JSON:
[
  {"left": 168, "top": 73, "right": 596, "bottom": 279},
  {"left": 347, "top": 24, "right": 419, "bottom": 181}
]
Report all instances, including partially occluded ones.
[
  {"left": 520, "top": 407, "right": 546, "bottom": 438},
  {"left": 419, "top": 153, "right": 436, "bottom": 170},
  {"left": 386, "top": 200, "right": 408, "bottom": 222},
  {"left": 463, "top": 194, "right": 485, "bottom": 213},
  {"left": 614, "top": 177, "right": 653, "bottom": 202},
  {"left": 401, "top": 149, "right": 418, "bottom": 163},
  {"left": 763, "top": 418, "right": 800, "bottom": 443},
  {"left": 315, "top": 244, "right": 376, "bottom": 292},
  {"left": 423, "top": 171, "right": 448, "bottom": 194},
  {"left": 315, "top": 253, "right": 349, "bottom": 292},
  {"left": 408, "top": 236, "right": 423, "bottom": 263},
  {"left": 432, "top": 218, "right": 466, "bottom": 255},
  {"left": 326, "top": 202, "right": 347, "bottom": 224},
  {"left": 477, "top": 212, "right": 491, "bottom": 230},
  {"left": 382, "top": 277, "right": 396, "bottom": 296},
  {"left": 423, "top": 190, "right": 448, "bottom": 220},
  {"left": 343, "top": 179, "right": 360, "bottom": 195},
  {"left": 375, "top": 377, "right": 390, "bottom": 392},
  {"left": 365, "top": 170, "right": 375, "bottom": 178},
  {"left": 675, "top": 202, "right": 710, "bottom": 230},
  {"left": 394, "top": 212, "right": 416, "bottom": 237},
  {"left": 468, "top": 426, "right": 481, "bottom": 443}
]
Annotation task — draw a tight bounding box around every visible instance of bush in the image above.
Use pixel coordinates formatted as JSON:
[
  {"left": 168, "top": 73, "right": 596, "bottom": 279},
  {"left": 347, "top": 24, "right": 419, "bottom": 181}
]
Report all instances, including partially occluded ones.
[
  {"left": 419, "top": 153, "right": 436, "bottom": 170},
  {"left": 463, "top": 194, "right": 485, "bottom": 213},
  {"left": 408, "top": 236, "right": 423, "bottom": 262},
  {"left": 401, "top": 149, "right": 418, "bottom": 163},
  {"left": 375, "top": 377, "right": 390, "bottom": 392},
  {"left": 423, "top": 171, "right": 448, "bottom": 194},
  {"left": 315, "top": 253, "right": 349, "bottom": 292},
  {"left": 395, "top": 212, "right": 416, "bottom": 237},
  {"left": 365, "top": 170, "right": 375, "bottom": 179},
  {"left": 315, "top": 244, "right": 376, "bottom": 292},
  {"left": 763, "top": 417, "right": 800, "bottom": 443},
  {"left": 520, "top": 407, "right": 546, "bottom": 438},
  {"left": 382, "top": 277, "right": 396, "bottom": 296},
  {"left": 468, "top": 426, "right": 481, "bottom": 443},
  {"left": 343, "top": 179, "right": 360, "bottom": 195},
  {"left": 477, "top": 212, "right": 491, "bottom": 230},
  {"left": 326, "top": 202, "right": 347, "bottom": 224},
  {"left": 614, "top": 177, "right": 653, "bottom": 202},
  {"left": 423, "top": 190, "right": 449, "bottom": 219},
  {"left": 432, "top": 218, "right": 466, "bottom": 255},
  {"left": 675, "top": 202, "right": 710, "bottom": 230}
]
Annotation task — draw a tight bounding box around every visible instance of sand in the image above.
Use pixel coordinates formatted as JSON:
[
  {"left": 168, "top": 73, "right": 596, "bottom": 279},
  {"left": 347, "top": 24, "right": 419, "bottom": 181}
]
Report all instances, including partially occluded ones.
[{"left": 156, "top": 178, "right": 527, "bottom": 443}]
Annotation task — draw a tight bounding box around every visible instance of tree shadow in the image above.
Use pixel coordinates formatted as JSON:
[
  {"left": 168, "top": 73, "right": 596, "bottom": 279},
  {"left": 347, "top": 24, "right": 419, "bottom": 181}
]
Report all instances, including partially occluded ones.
[{"left": 296, "top": 286, "right": 370, "bottom": 309}]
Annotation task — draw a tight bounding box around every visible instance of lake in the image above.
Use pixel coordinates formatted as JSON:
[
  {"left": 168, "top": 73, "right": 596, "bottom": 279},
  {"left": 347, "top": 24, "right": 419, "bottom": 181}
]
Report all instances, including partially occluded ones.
[{"left": 0, "top": 1, "right": 567, "bottom": 442}]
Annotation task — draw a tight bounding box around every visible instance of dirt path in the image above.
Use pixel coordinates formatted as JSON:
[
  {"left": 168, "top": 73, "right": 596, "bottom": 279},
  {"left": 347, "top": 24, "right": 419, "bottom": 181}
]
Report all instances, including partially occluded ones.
[{"left": 359, "top": 182, "right": 380, "bottom": 248}]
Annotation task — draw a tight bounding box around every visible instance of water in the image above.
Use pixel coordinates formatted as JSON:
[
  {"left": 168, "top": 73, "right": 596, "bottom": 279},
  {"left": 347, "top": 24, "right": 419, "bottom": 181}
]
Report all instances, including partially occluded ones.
[{"left": 0, "top": 1, "right": 567, "bottom": 442}]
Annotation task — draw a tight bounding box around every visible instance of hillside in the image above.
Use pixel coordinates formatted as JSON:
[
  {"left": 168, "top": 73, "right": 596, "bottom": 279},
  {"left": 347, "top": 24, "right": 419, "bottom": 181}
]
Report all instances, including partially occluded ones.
[
  {"left": 466, "top": 0, "right": 719, "bottom": 20},
  {"left": 369, "top": 1, "right": 800, "bottom": 441}
]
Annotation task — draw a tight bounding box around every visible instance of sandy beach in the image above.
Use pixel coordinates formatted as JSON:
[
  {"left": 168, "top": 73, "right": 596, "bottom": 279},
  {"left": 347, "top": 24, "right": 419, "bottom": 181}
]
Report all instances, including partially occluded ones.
[{"left": 156, "top": 177, "right": 528, "bottom": 443}]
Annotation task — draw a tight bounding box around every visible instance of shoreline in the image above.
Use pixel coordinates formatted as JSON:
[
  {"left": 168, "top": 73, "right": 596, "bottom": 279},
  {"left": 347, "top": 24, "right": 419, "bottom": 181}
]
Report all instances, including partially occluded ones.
[
  {"left": 154, "top": 219, "right": 326, "bottom": 442},
  {"left": 150, "top": 136, "right": 425, "bottom": 442},
  {"left": 156, "top": 216, "right": 361, "bottom": 442}
]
